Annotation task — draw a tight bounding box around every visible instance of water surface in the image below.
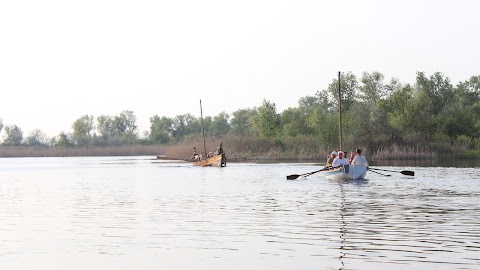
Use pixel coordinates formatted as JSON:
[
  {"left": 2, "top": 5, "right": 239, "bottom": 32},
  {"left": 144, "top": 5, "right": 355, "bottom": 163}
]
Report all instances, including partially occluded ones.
[{"left": 0, "top": 157, "right": 479, "bottom": 269}]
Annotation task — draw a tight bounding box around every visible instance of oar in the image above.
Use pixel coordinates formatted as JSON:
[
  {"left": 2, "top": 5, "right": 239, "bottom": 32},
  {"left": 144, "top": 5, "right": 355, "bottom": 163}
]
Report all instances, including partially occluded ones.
[
  {"left": 369, "top": 167, "right": 415, "bottom": 176},
  {"left": 287, "top": 167, "right": 330, "bottom": 180},
  {"left": 156, "top": 156, "right": 190, "bottom": 162},
  {"left": 368, "top": 169, "right": 391, "bottom": 177}
]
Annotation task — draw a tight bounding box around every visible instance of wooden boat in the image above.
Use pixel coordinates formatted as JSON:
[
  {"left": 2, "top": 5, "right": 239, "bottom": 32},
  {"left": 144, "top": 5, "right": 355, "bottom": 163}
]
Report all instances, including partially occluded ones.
[
  {"left": 192, "top": 100, "right": 227, "bottom": 167},
  {"left": 192, "top": 153, "right": 227, "bottom": 167},
  {"left": 324, "top": 164, "right": 367, "bottom": 180},
  {"left": 155, "top": 153, "right": 226, "bottom": 167},
  {"left": 156, "top": 101, "right": 227, "bottom": 167}
]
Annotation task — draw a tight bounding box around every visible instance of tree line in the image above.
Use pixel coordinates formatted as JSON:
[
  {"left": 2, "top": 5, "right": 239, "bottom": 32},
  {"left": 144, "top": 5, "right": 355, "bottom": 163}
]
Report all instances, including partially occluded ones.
[{"left": 1, "top": 71, "right": 479, "bottom": 152}]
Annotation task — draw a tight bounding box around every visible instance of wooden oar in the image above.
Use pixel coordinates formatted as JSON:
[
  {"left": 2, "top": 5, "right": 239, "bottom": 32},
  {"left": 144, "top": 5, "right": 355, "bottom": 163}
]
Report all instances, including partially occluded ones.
[
  {"left": 287, "top": 167, "right": 330, "bottom": 180},
  {"left": 156, "top": 156, "right": 190, "bottom": 162},
  {"left": 368, "top": 169, "right": 391, "bottom": 177},
  {"left": 368, "top": 167, "right": 415, "bottom": 176}
]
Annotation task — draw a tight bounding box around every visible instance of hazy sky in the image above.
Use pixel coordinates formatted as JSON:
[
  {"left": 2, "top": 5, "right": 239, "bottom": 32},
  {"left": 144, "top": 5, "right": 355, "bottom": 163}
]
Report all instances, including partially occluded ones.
[{"left": 1, "top": 0, "right": 479, "bottom": 136}]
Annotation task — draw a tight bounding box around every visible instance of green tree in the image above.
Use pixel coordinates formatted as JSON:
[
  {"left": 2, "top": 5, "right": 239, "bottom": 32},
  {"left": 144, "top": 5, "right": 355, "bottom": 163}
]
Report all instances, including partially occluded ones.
[
  {"left": 97, "top": 115, "right": 115, "bottom": 146},
  {"left": 24, "top": 129, "right": 49, "bottom": 146},
  {"left": 280, "top": 107, "right": 310, "bottom": 137},
  {"left": 202, "top": 116, "right": 212, "bottom": 137},
  {"left": 298, "top": 95, "right": 319, "bottom": 112},
  {"left": 72, "top": 115, "right": 95, "bottom": 146},
  {"left": 384, "top": 84, "right": 412, "bottom": 128},
  {"left": 435, "top": 75, "right": 480, "bottom": 140},
  {"left": 210, "top": 112, "right": 230, "bottom": 137},
  {"left": 149, "top": 115, "right": 173, "bottom": 144},
  {"left": 327, "top": 71, "right": 358, "bottom": 112},
  {"left": 252, "top": 99, "right": 279, "bottom": 137},
  {"left": 306, "top": 107, "right": 338, "bottom": 147},
  {"left": 388, "top": 84, "right": 433, "bottom": 141},
  {"left": 0, "top": 119, "right": 3, "bottom": 135},
  {"left": 3, "top": 125, "right": 23, "bottom": 146},
  {"left": 171, "top": 114, "right": 201, "bottom": 140},
  {"left": 416, "top": 72, "right": 454, "bottom": 116},
  {"left": 112, "top": 110, "right": 138, "bottom": 144},
  {"left": 455, "top": 75, "right": 480, "bottom": 107},
  {"left": 52, "top": 131, "right": 73, "bottom": 148},
  {"left": 317, "top": 90, "right": 334, "bottom": 111},
  {"left": 359, "top": 71, "right": 398, "bottom": 103},
  {"left": 230, "top": 108, "right": 257, "bottom": 136}
]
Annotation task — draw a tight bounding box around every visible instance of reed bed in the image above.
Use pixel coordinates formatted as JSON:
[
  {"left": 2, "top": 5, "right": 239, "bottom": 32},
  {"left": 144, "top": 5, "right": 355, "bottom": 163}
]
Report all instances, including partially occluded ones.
[
  {"left": 372, "top": 145, "right": 437, "bottom": 160},
  {"left": 5, "top": 138, "right": 475, "bottom": 161},
  {"left": 0, "top": 145, "right": 165, "bottom": 158}
]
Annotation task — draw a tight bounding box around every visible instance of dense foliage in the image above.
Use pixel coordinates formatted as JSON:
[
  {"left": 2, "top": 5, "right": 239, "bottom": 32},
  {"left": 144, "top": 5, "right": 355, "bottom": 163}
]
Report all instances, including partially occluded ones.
[{"left": 1, "top": 72, "right": 479, "bottom": 154}]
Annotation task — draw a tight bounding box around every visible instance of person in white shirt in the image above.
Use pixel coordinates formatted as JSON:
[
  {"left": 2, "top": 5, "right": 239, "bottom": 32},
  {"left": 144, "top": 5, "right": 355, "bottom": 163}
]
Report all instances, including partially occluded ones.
[
  {"left": 332, "top": 151, "right": 350, "bottom": 168},
  {"left": 352, "top": 148, "right": 368, "bottom": 166}
]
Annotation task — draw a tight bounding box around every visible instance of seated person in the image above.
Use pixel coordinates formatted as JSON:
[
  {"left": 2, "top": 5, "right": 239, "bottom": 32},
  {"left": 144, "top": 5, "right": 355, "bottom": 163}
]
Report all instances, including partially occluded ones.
[
  {"left": 352, "top": 148, "right": 368, "bottom": 166},
  {"left": 191, "top": 147, "right": 200, "bottom": 160},
  {"left": 332, "top": 151, "right": 350, "bottom": 168},
  {"left": 349, "top": 151, "right": 357, "bottom": 163},
  {"left": 325, "top": 151, "right": 337, "bottom": 167}
]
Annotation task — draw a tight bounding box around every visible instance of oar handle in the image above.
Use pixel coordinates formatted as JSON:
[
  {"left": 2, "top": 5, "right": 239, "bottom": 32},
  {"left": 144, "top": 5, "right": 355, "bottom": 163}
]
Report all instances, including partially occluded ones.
[
  {"left": 368, "top": 168, "right": 390, "bottom": 177},
  {"left": 369, "top": 167, "right": 415, "bottom": 176}
]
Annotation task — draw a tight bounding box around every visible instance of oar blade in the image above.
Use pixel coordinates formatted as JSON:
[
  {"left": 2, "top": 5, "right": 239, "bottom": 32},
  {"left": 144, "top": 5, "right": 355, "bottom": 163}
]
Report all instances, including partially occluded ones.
[
  {"left": 287, "top": 167, "right": 329, "bottom": 180},
  {"left": 401, "top": 170, "right": 415, "bottom": 176},
  {"left": 286, "top": 174, "right": 301, "bottom": 180}
]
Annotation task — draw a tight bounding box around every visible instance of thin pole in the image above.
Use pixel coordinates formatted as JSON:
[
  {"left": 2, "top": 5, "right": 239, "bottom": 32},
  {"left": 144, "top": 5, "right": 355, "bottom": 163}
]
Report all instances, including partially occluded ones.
[
  {"left": 200, "top": 100, "right": 207, "bottom": 157},
  {"left": 338, "top": 71, "right": 343, "bottom": 150}
]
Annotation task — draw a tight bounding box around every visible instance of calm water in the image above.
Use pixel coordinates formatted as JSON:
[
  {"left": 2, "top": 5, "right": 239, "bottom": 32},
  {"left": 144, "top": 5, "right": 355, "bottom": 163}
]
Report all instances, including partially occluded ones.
[{"left": 0, "top": 157, "right": 479, "bottom": 270}]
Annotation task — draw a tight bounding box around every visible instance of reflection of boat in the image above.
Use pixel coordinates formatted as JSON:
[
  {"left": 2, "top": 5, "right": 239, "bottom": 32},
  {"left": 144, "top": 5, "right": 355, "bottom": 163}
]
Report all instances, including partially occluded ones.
[
  {"left": 192, "top": 152, "right": 227, "bottom": 167},
  {"left": 324, "top": 164, "right": 367, "bottom": 180}
]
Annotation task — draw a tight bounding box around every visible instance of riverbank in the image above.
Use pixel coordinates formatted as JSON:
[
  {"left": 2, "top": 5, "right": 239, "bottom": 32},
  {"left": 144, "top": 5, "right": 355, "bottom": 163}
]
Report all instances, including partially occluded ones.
[{"left": 1, "top": 137, "right": 478, "bottom": 161}]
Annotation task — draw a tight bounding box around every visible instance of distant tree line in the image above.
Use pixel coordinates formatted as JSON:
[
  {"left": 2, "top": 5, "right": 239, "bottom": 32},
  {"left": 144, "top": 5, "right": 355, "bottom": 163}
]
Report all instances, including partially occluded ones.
[{"left": 1, "top": 71, "right": 479, "bottom": 152}]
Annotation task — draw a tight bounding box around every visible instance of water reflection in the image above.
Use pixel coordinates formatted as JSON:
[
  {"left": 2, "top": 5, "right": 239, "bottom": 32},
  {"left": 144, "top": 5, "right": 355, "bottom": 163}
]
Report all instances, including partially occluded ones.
[
  {"left": 338, "top": 182, "right": 346, "bottom": 269},
  {"left": 0, "top": 157, "right": 479, "bottom": 270},
  {"left": 330, "top": 172, "right": 480, "bottom": 270}
]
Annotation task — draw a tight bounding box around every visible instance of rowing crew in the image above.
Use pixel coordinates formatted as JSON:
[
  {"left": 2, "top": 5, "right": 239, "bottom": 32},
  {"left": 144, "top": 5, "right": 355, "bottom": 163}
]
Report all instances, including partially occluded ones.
[
  {"left": 325, "top": 148, "right": 368, "bottom": 169},
  {"left": 191, "top": 145, "right": 224, "bottom": 161}
]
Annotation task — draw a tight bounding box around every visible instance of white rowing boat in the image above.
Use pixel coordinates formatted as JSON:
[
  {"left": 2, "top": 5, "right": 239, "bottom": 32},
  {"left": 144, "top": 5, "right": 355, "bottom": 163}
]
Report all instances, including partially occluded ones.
[{"left": 324, "top": 164, "right": 368, "bottom": 180}]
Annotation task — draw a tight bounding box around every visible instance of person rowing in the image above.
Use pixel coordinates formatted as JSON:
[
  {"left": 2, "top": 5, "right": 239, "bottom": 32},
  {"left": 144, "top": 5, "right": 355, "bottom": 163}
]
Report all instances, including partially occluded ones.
[
  {"left": 352, "top": 148, "right": 368, "bottom": 166},
  {"left": 332, "top": 151, "right": 350, "bottom": 168},
  {"left": 325, "top": 151, "right": 337, "bottom": 167},
  {"left": 191, "top": 147, "right": 200, "bottom": 161}
]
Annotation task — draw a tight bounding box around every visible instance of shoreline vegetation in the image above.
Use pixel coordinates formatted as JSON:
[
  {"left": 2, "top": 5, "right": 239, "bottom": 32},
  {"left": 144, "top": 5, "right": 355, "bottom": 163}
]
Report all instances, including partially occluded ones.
[
  {"left": 1, "top": 136, "right": 478, "bottom": 161},
  {"left": 1, "top": 71, "right": 478, "bottom": 160}
]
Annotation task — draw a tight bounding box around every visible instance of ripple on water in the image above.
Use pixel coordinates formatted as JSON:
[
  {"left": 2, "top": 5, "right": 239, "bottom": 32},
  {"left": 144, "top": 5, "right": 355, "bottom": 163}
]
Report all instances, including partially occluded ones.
[{"left": 0, "top": 158, "right": 479, "bottom": 270}]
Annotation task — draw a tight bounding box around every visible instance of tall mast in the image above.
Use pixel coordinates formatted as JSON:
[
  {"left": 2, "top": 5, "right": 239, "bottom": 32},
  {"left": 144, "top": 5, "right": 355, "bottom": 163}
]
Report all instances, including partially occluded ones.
[
  {"left": 338, "top": 71, "right": 343, "bottom": 150},
  {"left": 200, "top": 100, "right": 207, "bottom": 157}
]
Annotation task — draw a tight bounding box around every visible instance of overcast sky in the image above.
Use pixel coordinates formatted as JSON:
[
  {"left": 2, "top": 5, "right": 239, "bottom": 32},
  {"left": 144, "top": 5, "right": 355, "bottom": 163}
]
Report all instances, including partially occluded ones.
[{"left": 1, "top": 0, "right": 479, "bottom": 136}]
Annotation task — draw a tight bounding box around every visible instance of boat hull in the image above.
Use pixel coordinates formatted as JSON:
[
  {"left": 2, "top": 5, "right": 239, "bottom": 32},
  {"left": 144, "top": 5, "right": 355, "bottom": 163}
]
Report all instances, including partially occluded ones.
[
  {"left": 324, "top": 164, "right": 367, "bottom": 180},
  {"left": 192, "top": 153, "right": 226, "bottom": 167}
]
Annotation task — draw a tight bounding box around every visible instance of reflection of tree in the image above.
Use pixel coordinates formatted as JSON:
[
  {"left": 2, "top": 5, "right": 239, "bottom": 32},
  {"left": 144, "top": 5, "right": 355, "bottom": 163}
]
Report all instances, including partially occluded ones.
[{"left": 338, "top": 182, "right": 346, "bottom": 269}]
